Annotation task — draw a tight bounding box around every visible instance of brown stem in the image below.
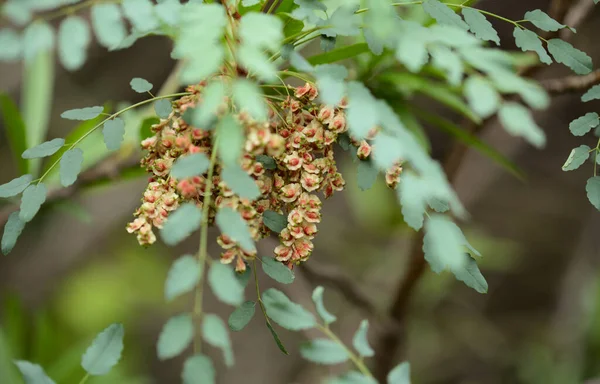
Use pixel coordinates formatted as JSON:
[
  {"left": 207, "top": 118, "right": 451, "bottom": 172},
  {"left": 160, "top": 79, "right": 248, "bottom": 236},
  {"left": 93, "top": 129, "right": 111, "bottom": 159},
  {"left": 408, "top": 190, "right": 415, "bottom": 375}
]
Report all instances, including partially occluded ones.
[{"left": 541, "top": 69, "right": 600, "bottom": 95}]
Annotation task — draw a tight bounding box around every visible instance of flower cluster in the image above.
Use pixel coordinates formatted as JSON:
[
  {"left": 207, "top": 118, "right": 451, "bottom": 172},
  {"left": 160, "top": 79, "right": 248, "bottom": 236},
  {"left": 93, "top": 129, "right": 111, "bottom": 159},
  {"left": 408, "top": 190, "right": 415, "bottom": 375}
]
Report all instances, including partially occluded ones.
[{"left": 127, "top": 81, "right": 402, "bottom": 270}]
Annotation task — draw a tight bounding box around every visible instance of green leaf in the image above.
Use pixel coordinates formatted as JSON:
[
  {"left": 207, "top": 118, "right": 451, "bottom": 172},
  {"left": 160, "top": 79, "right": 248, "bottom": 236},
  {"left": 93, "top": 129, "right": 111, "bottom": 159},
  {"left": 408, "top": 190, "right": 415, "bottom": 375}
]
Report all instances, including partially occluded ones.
[
  {"left": 513, "top": 27, "right": 551, "bottom": 65},
  {"left": 157, "top": 314, "right": 194, "bottom": 360},
  {"left": 394, "top": 23, "right": 429, "bottom": 73},
  {"left": 232, "top": 79, "right": 267, "bottom": 121},
  {"left": 58, "top": 16, "right": 90, "bottom": 71},
  {"left": 524, "top": 9, "right": 569, "bottom": 32},
  {"left": 19, "top": 183, "right": 47, "bottom": 223},
  {"left": 0, "top": 93, "right": 28, "bottom": 174},
  {"left": 61, "top": 106, "right": 104, "bottom": 121},
  {"left": 121, "top": 0, "right": 159, "bottom": 33},
  {"left": 387, "top": 362, "right": 411, "bottom": 384},
  {"left": 429, "top": 45, "right": 463, "bottom": 86},
  {"left": 171, "top": 153, "right": 210, "bottom": 180},
  {"left": 202, "top": 314, "right": 234, "bottom": 367},
  {"left": 323, "top": 5, "right": 361, "bottom": 37},
  {"left": 562, "top": 145, "right": 591, "bottom": 171},
  {"left": 346, "top": 81, "right": 379, "bottom": 140},
  {"left": 265, "top": 320, "right": 289, "bottom": 354},
  {"left": 215, "top": 207, "right": 256, "bottom": 253},
  {"left": 193, "top": 81, "right": 225, "bottom": 127},
  {"left": 306, "top": 43, "right": 369, "bottom": 66},
  {"left": 238, "top": 44, "right": 278, "bottom": 82},
  {"left": 91, "top": 4, "right": 127, "bottom": 49},
  {"left": 314, "top": 64, "right": 348, "bottom": 106},
  {"left": 263, "top": 210, "right": 287, "bottom": 233},
  {"left": 462, "top": 8, "right": 499, "bottom": 45},
  {"left": 155, "top": 0, "right": 182, "bottom": 27},
  {"left": 130, "top": 77, "right": 153, "bottom": 93},
  {"left": 357, "top": 160, "right": 378, "bottom": 191},
  {"left": 453, "top": 254, "right": 489, "bottom": 294},
  {"left": 582, "top": 85, "right": 600, "bottom": 102},
  {"left": 422, "top": 0, "right": 469, "bottom": 30},
  {"left": 498, "top": 103, "right": 546, "bottom": 148},
  {"left": 0, "top": 28, "right": 22, "bottom": 61},
  {"left": 102, "top": 118, "right": 126, "bottom": 151},
  {"left": 59, "top": 148, "right": 84, "bottom": 187},
  {"left": 463, "top": 76, "right": 500, "bottom": 119},
  {"left": 352, "top": 320, "right": 374, "bottom": 357},
  {"left": 321, "top": 35, "right": 336, "bottom": 52},
  {"left": 154, "top": 99, "right": 172, "bottom": 119},
  {"left": 311, "top": 286, "right": 336, "bottom": 324},
  {"left": 182, "top": 355, "right": 215, "bottom": 384},
  {"left": 569, "top": 113, "right": 599, "bottom": 136},
  {"left": 327, "top": 371, "right": 377, "bottom": 384},
  {"left": 240, "top": 12, "right": 283, "bottom": 51},
  {"left": 0, "top": 174, "right": 33, "bottom": 198},
  {"left": 262, "top": 288, "right": 316, "bottom": 330},
  {"left": 547, "top": 38, "right": 593, "bottom": 75},
  {"left": 14, "top": 361, "right": 55, "bottom": 384},
  {"left": 261, "top": 257, "right": 295, "bottom": 284},
  {"left": 228, "top": 301, "right": 256, "bottom": 331},
  {"left": 22, "top": 138, "right": 64, "bottom": 159},
  {"left": 300, "top": 339, "right": 349, "bottom": 364},
  {"left": 208, "top": 263, "right": 245, "bottom": 306},
  {"left": 2, "top": 212, "right": 25, "bottom": 255},
  {"left": 586, "top": 176, "right": 600, "bottom": 210},
  {"left": 221, "top": 165, "right": 261, "bottom": 200},
  {"left": 81, "top": 323, "right": 124, "bottom": 375},
  {"left": 165, "top": 255, "right": 202, "bottom": 301},
  {"left": 23, "top": 22, "right": 54, "bottom": 64},
  {"left": 159, "top": 202, "right": 202, "bottom": 246}
]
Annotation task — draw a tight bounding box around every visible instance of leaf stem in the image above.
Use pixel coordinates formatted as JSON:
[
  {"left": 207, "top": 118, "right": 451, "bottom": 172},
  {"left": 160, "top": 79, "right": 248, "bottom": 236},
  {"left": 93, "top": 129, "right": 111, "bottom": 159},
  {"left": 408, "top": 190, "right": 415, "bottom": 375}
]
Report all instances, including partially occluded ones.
[
  {"left": 77, "top": 373, "right": 90, "bottom": 384},
  {"left": 193, "top": 135, "right": 220, "bottom": 353},
  {"left": 36, "top": 92, "right": 191, "bottom": 185},
  {"left": 316, "top": 324, "right": 373, "bottom": 378}
]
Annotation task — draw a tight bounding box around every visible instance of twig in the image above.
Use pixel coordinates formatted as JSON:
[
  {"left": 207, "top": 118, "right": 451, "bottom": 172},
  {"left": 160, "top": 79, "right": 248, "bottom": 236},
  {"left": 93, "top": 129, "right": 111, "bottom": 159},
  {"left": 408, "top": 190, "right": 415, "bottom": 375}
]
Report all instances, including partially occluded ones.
[
  {"left": 541, "top": 69, "right": 600, "bottom": 94},
  {"left": 560, "top": 0, "right": 596, "bottom": 41},
  {"left": 0, "top": 155, "right": 142, "bottom": 228}
]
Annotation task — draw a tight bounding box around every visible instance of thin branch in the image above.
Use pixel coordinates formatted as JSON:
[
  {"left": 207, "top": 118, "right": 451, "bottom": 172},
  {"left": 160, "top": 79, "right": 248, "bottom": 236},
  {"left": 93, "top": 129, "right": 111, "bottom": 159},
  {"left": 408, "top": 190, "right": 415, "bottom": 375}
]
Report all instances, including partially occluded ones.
[
  {"left": 541, "top": 69, "right": 600, "bottom": 94},
  {"left": 561, "top": 0, "right": 596, "bottom": 41}
]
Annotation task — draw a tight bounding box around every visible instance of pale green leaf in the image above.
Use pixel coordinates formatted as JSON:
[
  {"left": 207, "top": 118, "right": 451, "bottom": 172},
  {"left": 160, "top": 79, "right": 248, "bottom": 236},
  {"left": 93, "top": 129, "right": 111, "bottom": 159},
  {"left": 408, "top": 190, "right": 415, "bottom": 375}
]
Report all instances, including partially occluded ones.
[
  {"left": 22, "top": 138, "right": 64, "bottom": 159},
  {"left": 422, "top": 0, "right": 469, "bottom": 30},
  {"left": 498, "top": 103, "right": 546, "bottom": 148},
  {"left": 155, "top": 0, "right": 182, "bottom": 27},
  {"left": 263, "top": 210, "right": 287, "bottom": 233},
  {"left": 323, "top": 5, "right": 361, "bottom": 37},
  {"left": 314, "top": 64, "right": 348, "bottom": 106},
  {"left": 427, "top": 24, "right": 481, "bottom": 47},
  {"left": 262, "top": 288, "right": 316, "bottom": 330},
  {"left": 513, "top": 27, "right": 551, "bottom": 65},
  {"left": 582, "top": 85, "right": 600, "bottom": 102},
  {"left": 208, "top": 263, "right": 245, "bottom": 306},
  {"left": 61, "top": 106, "right": 104, "bottom": 121},
  {"left": 14, "top": 361, "right": 55, "bottom": 384},
  {"left": 179, "top": 45, "right": 225, "bottom": 84},
  {"left": 311, "top": 286, "right": 336, "bottom": 324},
  {"left": 23, "top": 22, "right": 54, "bottom": 64},
  {"left": 346, "top": 81, "right": 379, "bottom": 140},
  {"left": 2, "top": 2, "right": 32, "bottom": 26},
  {"left": 395, "top": 23, "right": 429, "bottom": 72},
  {"left": 429, "top": 45, "right": 463, "bottom": 86},
  {"left": 159, "top": 203, "right": 202, "bottom": 246},
  {"left": 464, "top": 76, "right": 500, "bottom": 118},
  {"left": 562, "top": 145, "right": 591, "bottom": 171},
  {"left": 321, "top": 35, "right": 336, "bottom": 52},
  {"left": 262, "top": 257, "right": 295, "bottom": 284},
  {"left": 215, "top": 207, "right": 256, "bottom": 253},
  {"left": 171, "top": 153, "right": 210, "bottom": 179},
  {"left": 165, "top": 255, "right": 202, "bottom": 301},
  {"left": 357, "top": 160, "right": 379, "bottom": 191},
  {"left": 300, "top": 339, "right": 349, "bottom": 365},
  {"left": 453, "top": 254, "right": 488, "bottom": 293},
  {"left": 352, "top": 320, "right": 374, "bottom": 357},
  {"left": 462, "top": 8, "right": 499, "bottom": 45},
  {"left": 569, "top": 112, "right": 599, "bottom": 136},
  {"left": 221, "top": 165, "right": 261, "bottom": 200},
  {"left": 122, "top": 0, "right": 159, "bottom": 33},
  {"left": 102, "top": 118, "right": 125, "bottom": 151},
  {"left": 157, "top": 314, "right": 194, "bottom": 360},
  {"left": 19, "top": 183, "right": 47, "bottom": 223},
  {"left": 154, "top": 99, "right": 172, "bottom": 119},
  {"left": 547, "top": 38, "right": 593, "bottom": 75},
  {"left": 524, "top": 9, "right": 568, "bottom": 32},
  {"left": 228, "top": 301, "right": 256, "bottom": 331},
  {"left": 81, "top": 323, "right": 124, "bottom": 375},
  {"left": 59, "top": 148, "right": 84, "bottom": 187},
  {"left": 202, "top": 314, "right": 234, "bottom": 367},
  {"left": 0, "top": 174, "right": 33, "bottom": 198},
  {"left": 91, "top": 4, "right": 127, "bottom": 49},
  {"left": 130, "top": 77, "right": 153, "bottom": 93},
  {"left": 586, "top": 176, "right": 600, "bottom": 210},
  {"left": 232, "top": 79, "right": 267, "bottom": 121},
  {"left": 398, "top": 172, "right": 427, "bottom": 230},
  {"left": 387, "top": 362, "right": 411, "bottom": 384},
  {"left": 182, "top": 355, "right": 215, "bottom": 384},
  {"left": 239, "top": 12, "right": 283, "bottom": 51},
  {"left": 58, "top": 16, "right": 90, "bottom": 71},
  {"left": 192, "top": 81, "right": 225, "bottom": 127},
  {"left": 2, "top": 212, "right": 25, "bottom": 255},
  {"left": 0, "top": 29, "right": 22, "bottom": 61},
  {"left": 238, "top": 45, "right": 278, "bottom": 82}
]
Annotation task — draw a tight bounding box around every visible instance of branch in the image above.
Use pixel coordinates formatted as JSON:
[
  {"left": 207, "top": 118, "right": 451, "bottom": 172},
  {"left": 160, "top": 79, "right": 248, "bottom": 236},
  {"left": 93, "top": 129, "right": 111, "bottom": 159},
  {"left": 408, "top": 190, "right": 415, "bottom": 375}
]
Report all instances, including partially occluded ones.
[
  {"left": 560, "top": 0, "right": 596, "bottom": 41},
  {"left": 0, "top": 155, "right": 142, "bottom": 228},
  {"left": 541, "top": 69, "right": 600, "bottom": 94}
]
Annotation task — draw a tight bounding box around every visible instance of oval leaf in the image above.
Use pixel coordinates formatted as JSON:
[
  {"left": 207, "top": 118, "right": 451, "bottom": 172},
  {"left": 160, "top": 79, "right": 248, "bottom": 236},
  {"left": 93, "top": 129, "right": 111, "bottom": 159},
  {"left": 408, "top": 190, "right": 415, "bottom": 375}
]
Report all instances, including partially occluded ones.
[
  {"left": 14, "top": 361, "right": 55, "bottom": 384},
  {"left": 2, "top": 211, "right": 25, "bottom": 255},
  {"left": 262, "top": 288, "right": 316, "bottom": 330},
  {"left": 547, "top": 38, "right": 593, "bottom": 75},
  {"left": 569, "top": 112, "right": 599, "bottom": 136},
  {"left": 262, "top": 210, "right": 287, "bottom": 233},
  {"left": 159, "top": 203, "right": 202, "bottom": 246},
  {"left": 202, "top": 314, "right": 234, "bottom": 367},
  {"left": 102, "top": 118, "right": 125, "bottom": 151},
  {"left": 208, "top": 263, "right": 244, "bottom": 306},
  {"left": 261, "top": 257, "right": 295, "bottom": 284},
  {"left": 22, "top": 138, "right": 64, "bottom": 159},
  {"left": 388, "top": 362, "right": 411, "bottom": 384},
  {"left": 165, "top": 255, "right": 202, "bottom": 301},
  {"left": 0, "top": 174, "right": 33, "bottom": 198},
  {"left": 130, "top": 77, "right": 153, "bottom": 93},
  {"left": 312, "top": 286, "right": 337, "bottom": 324},
  {"left": 562, "top": 145, "right": 591, "bottom": 171},
  {"left": 58, "top": 16, "right": 90, "bottom": 71},
  {"left": 154, "top": 99, "right": 172, "bottom": 119},
  {"left": 19, "top": 183, "right": 47, "bottom": 223},
  {"left": 182, "top": 355, "right": 215, "bottom": 384},
  {"left": 586, "top": 176, "right": 600, "bottom": 210},
  {"left": 157, "top": 314, "right": 194, "bottom": 360},
  {"left": 221, "top": 165, "right": 261, "bottom": 200},
  {"left": 61, "top": 106, "right": 104, "bottom": 121},
  {"left": 81, "top": 323, "right": 124, "bottom": 375},
  {"left": 59, "top": 148, "right": 84, "bottom": 187},
  {"left": 352, "top": 320, "right": 374, "bottom": 357},
  {"left": 171, "top": 153, "right": 210, "bottom": 180},
  {"left": 215, "top": 207, "right": 255, "bottom": 253},
  {"left": 299, "top": 338, "right": 349, "bottom": 365},
  {"left": 228, "top": 301, "right": 256, "bottom": 331}
]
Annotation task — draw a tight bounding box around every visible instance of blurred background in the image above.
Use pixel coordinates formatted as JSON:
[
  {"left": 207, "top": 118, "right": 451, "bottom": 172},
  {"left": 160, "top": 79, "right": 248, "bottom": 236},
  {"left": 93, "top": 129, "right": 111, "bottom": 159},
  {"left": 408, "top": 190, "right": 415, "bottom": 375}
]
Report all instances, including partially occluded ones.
[{"left": 1, "top": 0, "right": 600, "bottom": 383}]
